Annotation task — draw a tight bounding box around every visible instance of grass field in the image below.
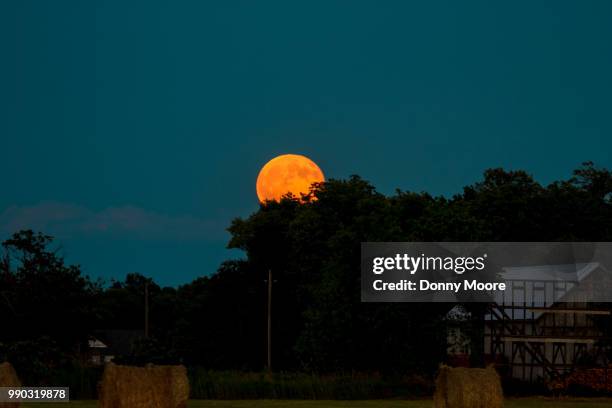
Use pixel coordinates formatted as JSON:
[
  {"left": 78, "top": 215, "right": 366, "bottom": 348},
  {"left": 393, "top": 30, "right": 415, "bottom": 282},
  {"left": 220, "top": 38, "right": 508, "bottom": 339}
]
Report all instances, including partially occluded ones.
[{"left": 22, "top": 398, "right": 612, "bottom": 408}]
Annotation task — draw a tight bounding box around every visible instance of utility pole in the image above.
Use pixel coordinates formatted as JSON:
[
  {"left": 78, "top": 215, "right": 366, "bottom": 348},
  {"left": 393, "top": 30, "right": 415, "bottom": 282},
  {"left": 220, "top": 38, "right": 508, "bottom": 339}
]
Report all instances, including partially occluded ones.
[
  {"left": 267, "top": 269, "right": 272, "bottom": 372},
  {"left": 144, "top": 281, "right": 149, "bottom": 338}
]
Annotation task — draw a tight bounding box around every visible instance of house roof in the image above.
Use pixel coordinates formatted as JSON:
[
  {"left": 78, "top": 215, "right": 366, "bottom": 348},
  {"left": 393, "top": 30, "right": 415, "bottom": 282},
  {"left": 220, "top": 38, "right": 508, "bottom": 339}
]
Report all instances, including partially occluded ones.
[
  {"left": 88, "top": 337, "right": 108, "bottom": 349},
  {"left": 493, "top": 262, "right": 608, "bottom": 320},
  {"left": 92, "top": 329, "right": 145, "bottom": 355},
  {"left": 501, "top": 262, "right": 600, "bottom": 283}
]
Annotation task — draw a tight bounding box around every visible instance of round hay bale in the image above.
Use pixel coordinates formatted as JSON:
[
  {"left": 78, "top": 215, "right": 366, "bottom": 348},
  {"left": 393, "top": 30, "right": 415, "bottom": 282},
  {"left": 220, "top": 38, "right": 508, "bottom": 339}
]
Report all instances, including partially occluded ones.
[
  {"left": 0, "top": 362, "right": 21, "bottom": 408},
  {"left": 167, "top": 365, "right": 189, "bottom": 408},
  {"left": 98, "top": 362, "right": 189, "bottom": 408},
  {"left": 433, "top": 364, "right": 503, "bottom": 408}
]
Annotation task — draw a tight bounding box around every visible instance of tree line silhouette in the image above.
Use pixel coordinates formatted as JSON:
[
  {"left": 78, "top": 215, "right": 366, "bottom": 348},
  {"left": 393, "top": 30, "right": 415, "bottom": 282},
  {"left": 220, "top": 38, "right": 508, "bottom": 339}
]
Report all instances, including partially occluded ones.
[{"left": 1, "top": 162, "right": 611, "bottom": 383}]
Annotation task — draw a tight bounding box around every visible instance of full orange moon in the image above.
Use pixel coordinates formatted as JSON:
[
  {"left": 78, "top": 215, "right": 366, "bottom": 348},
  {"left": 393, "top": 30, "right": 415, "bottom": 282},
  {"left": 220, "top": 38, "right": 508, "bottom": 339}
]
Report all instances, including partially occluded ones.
[{"left": 256, "top": 154, "right": 325, "bottom": 203}]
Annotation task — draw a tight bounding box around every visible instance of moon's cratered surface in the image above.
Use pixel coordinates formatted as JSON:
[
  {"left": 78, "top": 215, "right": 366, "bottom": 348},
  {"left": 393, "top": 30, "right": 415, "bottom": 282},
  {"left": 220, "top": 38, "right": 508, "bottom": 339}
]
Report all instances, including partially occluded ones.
[{"left": 256, "top": 154, "right": 325, "bottom": 203}]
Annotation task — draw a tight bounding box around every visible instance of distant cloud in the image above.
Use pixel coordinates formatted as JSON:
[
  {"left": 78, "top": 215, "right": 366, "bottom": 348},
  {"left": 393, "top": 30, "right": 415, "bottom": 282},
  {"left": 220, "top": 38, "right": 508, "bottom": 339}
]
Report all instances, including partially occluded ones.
[{"left": 0, "top": 202, "right": 227, "bottom": 242}]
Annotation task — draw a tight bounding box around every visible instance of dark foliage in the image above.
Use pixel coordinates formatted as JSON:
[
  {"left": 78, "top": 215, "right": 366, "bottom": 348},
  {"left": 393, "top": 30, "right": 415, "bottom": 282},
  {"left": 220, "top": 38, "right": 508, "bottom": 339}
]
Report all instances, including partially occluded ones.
[{"left": 1, "top": 163, "right": 612, "bottom": 379}]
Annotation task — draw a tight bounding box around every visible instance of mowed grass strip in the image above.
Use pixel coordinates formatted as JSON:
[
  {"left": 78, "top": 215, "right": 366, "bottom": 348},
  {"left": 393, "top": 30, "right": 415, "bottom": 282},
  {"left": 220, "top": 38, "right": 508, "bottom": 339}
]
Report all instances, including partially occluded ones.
[{"left": 22, "top": 398, "right": 612, "bottom": 408}]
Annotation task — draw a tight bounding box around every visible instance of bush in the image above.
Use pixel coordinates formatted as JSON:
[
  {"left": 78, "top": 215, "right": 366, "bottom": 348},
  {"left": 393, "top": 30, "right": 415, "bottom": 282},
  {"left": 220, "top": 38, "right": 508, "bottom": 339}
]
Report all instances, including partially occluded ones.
[
  {"left": 49, "top": 364, "right": 103, "bottom": 399},
  {"left": 188, "top": 369, "right": 433, "bottom": 399}
]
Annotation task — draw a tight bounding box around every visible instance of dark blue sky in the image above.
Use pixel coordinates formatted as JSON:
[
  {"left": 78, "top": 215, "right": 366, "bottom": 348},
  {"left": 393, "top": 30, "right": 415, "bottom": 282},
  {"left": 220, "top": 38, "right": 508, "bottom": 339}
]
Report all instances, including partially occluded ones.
[{"left": 2, "top": 1, "right": 611, "bottom": 286}]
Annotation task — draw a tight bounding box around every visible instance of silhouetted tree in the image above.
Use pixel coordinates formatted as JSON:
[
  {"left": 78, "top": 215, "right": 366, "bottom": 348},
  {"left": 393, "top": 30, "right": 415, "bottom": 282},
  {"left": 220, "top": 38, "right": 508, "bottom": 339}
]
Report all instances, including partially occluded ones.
[
  {"left": 0, "top": 230, "right": 100, "bottom": 382},
  {"left": 3, "top": 162, "right": 612, "bottom": 376}
]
